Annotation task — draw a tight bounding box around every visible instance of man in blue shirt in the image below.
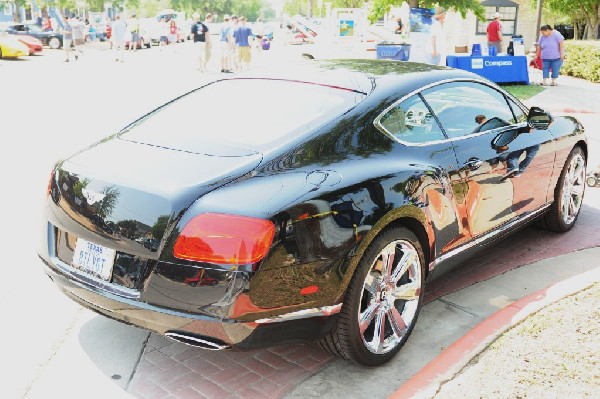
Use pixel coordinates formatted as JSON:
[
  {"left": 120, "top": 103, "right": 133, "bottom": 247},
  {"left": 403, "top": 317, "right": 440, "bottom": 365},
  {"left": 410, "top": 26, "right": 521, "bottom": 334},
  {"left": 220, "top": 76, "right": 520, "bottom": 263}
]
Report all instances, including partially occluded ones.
[
  {"left": 232, "top": 16, "right": 253, "bottom": 70},
  {"left": 219, "top": 15, "right": 233, "bottom": 73},
  {"left": 62, "top": 16, "right": 73, "bottom": 62}
]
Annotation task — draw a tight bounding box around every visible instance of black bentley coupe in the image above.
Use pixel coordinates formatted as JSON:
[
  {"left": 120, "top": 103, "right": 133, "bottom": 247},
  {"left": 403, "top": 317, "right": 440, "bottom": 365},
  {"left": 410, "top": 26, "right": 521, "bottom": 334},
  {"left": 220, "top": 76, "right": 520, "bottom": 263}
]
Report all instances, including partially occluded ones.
[{"left": 39, "top": 59, "right": 587, "bottom": 366}]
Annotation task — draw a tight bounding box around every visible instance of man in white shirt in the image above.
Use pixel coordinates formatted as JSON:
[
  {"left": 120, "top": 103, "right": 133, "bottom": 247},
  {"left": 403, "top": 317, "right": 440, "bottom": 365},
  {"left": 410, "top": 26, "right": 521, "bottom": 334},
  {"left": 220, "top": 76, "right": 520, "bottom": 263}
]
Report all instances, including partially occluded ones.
[
  {"left": 426, "top": 7, "right": 446, "bottom": 66},
  {"left": 111, "top": 15, "right": 127, "bottom": 62}
]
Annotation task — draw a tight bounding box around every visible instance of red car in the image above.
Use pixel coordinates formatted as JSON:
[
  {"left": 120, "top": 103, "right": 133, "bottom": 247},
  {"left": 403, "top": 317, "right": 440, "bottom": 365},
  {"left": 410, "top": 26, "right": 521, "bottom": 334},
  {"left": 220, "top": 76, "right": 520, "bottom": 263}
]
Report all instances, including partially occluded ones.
[{"left": 16, "top": 34, "right": 43, "bottom": 54}]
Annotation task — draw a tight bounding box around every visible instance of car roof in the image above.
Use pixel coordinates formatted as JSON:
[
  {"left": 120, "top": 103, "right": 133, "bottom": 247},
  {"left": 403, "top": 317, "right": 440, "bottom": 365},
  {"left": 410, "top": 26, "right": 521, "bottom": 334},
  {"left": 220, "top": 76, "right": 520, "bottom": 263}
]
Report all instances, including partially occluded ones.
[{"left": 226, "top": 59, "right": 485, "bottom": 97}]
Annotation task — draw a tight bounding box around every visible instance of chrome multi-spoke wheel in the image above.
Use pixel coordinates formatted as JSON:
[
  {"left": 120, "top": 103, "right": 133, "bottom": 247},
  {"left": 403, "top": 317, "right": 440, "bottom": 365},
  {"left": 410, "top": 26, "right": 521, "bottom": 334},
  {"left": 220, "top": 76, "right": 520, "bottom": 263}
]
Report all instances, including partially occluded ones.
[
  {"left": 539, "top": 147, "right": 586, "bottom": 232},
  {"left": 561, "top": 153, "right": 585, "bottom": 225},
  {"left": 359, "top": 240, "right": 422, "bottom": 355},
  {"left": 319, "top": 227, "right": 425, "bottom": 366}
]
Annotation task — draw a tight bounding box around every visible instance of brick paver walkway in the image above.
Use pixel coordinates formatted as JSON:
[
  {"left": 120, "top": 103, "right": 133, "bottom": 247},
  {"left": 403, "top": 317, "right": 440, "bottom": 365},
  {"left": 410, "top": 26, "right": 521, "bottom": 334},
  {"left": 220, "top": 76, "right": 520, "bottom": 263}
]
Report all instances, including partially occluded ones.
[{"left": 128, "top": 190, "right": 600, "bottom": 399}]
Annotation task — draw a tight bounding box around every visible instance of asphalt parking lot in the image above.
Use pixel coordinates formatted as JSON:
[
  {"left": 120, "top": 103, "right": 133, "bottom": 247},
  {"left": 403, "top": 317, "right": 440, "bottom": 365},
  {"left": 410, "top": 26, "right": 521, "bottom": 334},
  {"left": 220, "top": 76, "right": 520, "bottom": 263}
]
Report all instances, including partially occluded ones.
[{"left": 2, "top": 40, "right": 599, "bottom": 399}]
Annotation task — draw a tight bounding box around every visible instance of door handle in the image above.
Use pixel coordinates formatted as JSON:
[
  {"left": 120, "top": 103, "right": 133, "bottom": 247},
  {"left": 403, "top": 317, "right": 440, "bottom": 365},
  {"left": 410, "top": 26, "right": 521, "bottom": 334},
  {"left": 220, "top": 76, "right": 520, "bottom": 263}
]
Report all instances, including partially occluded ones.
[{"left": 464, "top": 158, "right": 483, "bottom": 171}]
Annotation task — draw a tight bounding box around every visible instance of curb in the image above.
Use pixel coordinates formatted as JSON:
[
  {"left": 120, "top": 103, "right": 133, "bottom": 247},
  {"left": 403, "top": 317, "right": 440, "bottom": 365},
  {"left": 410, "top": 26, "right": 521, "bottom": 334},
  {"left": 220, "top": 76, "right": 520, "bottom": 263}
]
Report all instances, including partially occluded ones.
[{"left": 389, "top": 265, "right": 600, "bottom": 399}]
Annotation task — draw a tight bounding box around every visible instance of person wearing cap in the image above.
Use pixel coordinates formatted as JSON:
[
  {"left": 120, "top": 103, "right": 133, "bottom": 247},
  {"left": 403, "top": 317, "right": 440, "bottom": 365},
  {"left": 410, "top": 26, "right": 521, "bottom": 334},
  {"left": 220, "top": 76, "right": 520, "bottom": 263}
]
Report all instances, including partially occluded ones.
[
  {"left": 426, "top": 6, "right": 446, "bottom": 66},
  {"left": 219, "top": 14, "right": 233, "bottom": 72},
  {"left": 486, "top": 12, "right": 503, "bottom": 54}
]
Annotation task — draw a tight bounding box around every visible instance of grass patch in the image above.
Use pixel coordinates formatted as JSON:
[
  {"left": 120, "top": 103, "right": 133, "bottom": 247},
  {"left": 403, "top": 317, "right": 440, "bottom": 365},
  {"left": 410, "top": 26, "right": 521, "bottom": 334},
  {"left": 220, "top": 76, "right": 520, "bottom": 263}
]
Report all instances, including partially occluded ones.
[{"left": 500, "top": 84, "right": 545, "bottom": 101}]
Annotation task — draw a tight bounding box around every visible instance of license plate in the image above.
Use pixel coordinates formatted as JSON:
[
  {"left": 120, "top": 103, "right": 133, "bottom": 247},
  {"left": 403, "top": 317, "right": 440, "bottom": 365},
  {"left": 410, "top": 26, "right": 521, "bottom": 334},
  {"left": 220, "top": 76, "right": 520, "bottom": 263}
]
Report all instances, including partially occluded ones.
[{"left": 72, "top": 238, "right": 116, "bottom": 281}]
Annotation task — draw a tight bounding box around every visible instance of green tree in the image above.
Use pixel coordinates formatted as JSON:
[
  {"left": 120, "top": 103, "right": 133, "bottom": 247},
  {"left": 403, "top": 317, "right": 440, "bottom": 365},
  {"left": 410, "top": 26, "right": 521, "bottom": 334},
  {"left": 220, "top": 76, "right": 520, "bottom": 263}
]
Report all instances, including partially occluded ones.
[
  {"left": 544, "top": 0, "right": 600, "bottom": 39},
  {"left": 369, "top": 0, "right": 485, "bottom": 23},
  {"left": 97, "top": 185, "right": 120, "bottom": 219},
  {"left": 151, "top": 215, "right": 170, "bottom": 240},
  {"left": 169, "top": 0, "right": 268, "bottom": 21},
  {"left": 284, "top": 0, "right": 484, "bottom": 23}
]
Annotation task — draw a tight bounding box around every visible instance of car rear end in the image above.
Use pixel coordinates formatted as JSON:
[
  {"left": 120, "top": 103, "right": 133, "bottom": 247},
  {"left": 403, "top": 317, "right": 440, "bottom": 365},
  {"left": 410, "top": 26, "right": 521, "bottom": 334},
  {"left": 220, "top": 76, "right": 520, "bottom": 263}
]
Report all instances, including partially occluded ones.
[{"left": 39, "top": 73, "right": 371, "bottom": 349}]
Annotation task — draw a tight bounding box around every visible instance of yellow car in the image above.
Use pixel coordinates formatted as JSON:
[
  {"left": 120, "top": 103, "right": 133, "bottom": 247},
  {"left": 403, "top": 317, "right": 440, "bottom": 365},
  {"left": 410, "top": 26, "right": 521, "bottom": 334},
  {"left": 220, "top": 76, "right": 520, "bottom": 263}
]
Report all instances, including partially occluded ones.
[{"left": 0, "top": 34, "right": 29, "bottom": 58}]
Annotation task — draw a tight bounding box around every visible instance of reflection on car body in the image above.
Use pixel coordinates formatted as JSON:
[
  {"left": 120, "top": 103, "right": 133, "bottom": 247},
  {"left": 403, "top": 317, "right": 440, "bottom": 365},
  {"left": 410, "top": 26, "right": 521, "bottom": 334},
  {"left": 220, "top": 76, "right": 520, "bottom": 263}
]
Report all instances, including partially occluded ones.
[{"left": 39, "top": 59, "right": 587, "bottom": 366}]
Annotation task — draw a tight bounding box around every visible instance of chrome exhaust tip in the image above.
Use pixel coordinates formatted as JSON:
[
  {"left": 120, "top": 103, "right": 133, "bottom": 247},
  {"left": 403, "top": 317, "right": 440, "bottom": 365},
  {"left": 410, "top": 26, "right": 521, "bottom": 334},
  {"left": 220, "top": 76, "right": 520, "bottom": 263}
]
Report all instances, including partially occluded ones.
[{"left": 165, "top": 331, "right": 231, "bottom": 350}]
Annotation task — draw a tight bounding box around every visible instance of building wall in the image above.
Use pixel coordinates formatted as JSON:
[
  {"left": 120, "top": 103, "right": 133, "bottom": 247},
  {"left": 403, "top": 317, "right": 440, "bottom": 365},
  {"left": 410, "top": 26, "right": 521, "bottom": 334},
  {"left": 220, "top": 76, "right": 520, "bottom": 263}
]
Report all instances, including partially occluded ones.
[
  {"left": 445, "top": 0, "right": 539, "bottom": 55},
  {"left": 1, "top": 1, "right": 15, "bottom": 22}
]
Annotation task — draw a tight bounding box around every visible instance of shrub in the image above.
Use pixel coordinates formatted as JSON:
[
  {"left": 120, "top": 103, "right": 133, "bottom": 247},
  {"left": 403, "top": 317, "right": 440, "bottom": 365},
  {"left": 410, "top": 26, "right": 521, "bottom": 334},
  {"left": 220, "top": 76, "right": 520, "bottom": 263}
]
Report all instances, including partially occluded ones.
[{"left": 562, "top": 42, "right": 600, "bottom": 83}]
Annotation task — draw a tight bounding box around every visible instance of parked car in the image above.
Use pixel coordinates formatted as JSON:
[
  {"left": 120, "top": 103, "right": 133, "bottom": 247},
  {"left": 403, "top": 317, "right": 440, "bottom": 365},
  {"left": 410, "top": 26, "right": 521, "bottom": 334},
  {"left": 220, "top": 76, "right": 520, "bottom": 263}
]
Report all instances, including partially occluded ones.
[
  {"left": 39, "top": 59, "right": 587, "bottom": 366},
  {"left": 0, "top": 25, "right": 43, "bottom": 54},
  {"left": 16, "top": 34, "right": 43, "bottom": 54},
  {"left": 5, "top": 21, "right": 63, "bottom": 49},
  {"left": 0, "top": 33, "right": 29, "bottom": 57}
]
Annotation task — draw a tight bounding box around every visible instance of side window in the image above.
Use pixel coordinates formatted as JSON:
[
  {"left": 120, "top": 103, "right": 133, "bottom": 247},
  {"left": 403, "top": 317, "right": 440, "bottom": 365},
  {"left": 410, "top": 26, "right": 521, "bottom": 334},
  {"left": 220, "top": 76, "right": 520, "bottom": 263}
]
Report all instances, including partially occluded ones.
[
  {"left": 377, "top": 94, "right": 445, "bottom": 144},
  {"left": 508, "top": 97, "right": 527, "bottom": 123},
  {"left": 421, "top": 82, "right": 516, "bottom": 139}
]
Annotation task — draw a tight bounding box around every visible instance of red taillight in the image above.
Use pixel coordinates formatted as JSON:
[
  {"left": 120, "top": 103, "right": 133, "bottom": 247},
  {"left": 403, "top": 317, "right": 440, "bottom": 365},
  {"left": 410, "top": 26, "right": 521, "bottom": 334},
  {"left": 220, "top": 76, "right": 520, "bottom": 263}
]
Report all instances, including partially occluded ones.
[{"left": 173, "top": 213, "right": 275, "bottom": 265}]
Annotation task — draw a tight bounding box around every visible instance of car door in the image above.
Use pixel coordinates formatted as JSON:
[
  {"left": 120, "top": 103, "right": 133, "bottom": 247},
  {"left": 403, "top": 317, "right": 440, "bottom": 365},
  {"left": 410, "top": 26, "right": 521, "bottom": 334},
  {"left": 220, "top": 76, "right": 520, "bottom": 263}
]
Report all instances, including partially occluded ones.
[
  {"left": 421, "top": 81, "right": 553, "bottom": 238},
  {"left": 375, "top": 93, "right": 470, "bottom": 253}
]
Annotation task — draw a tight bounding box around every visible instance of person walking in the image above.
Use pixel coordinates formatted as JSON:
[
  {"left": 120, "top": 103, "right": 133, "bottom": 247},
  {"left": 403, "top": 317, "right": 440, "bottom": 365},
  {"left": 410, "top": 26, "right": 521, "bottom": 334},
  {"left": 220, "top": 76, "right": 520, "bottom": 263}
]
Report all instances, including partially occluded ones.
[
  {"left": 71, "top": 16, "right": 85, "bottom": 60},
  {"left": 219, "top": 14, "right": 233, "bottom": 73},
  {"left": 486, "top": 12, "right": 503, "bottom": 54},
  {"left": 62, "top": 16, "right": 73, "bottom": 62},
  {"left": 111, "top": 15, "right": 127, "bottom": 62},
  {"left": 229, "top": 15, "right": 240, "bottom": 71},
  {"left": 426, "top": 7, "right": 446, "bottom": 66},
  {"left": 538, "top": 24, "right": 565, "bottom": 86},
  {"left": 190, "top": 13, "right": 209, "bottom": 72},
  {"left": 203, "top": 13, "right": 214, "bottom": 71},
  {"left": 232, "top": 16, "right": 254, "bottom": 71}
]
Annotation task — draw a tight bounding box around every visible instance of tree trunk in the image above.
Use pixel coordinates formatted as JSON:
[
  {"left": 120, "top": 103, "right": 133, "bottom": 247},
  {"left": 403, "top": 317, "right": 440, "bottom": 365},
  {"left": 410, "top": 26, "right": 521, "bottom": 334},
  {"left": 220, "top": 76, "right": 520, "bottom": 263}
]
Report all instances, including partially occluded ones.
[
  {"left": 586, "top": 15, "right": 599, "bottom": 40},
  {"left": 586, "top": 5, "right": 600, "bottom": 40}
]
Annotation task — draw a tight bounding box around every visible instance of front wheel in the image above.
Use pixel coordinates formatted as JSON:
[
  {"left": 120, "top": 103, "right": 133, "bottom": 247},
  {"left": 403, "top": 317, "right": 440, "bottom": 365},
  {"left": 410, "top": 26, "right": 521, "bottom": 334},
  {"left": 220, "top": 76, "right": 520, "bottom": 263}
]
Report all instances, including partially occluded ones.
[
  {"left": 539, "top": 146, "right": 586, "bottom": 232},
  {"left": 48, "top": 37, "right": 61, "bottom": 49},
  {"left": 320, "top": 227, "right": 425, "bottom": 366}
]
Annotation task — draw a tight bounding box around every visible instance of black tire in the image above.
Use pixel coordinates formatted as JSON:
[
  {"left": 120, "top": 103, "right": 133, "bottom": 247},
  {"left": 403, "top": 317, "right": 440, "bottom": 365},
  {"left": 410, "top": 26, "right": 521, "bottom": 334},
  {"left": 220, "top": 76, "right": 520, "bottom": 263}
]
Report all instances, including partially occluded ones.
[
  {"left": 319, "top": 227, "right": 426, "bottom": 366},
  {"left": 538, "top": 146, "right": 586, "bottom": 232},
  {"left": 48, "top": 36, "right": 61, "bottom": 49},
  {"left": 587, "top": 176, "right": 598, "bottom": 187}
]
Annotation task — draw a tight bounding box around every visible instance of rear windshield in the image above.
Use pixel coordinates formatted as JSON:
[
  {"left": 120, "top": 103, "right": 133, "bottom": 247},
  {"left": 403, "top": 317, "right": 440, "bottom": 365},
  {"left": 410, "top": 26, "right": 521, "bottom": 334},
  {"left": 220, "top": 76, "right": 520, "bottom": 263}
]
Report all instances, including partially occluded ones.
[{"left": 119, "top": 79, "right": 364, "bottom": 152}]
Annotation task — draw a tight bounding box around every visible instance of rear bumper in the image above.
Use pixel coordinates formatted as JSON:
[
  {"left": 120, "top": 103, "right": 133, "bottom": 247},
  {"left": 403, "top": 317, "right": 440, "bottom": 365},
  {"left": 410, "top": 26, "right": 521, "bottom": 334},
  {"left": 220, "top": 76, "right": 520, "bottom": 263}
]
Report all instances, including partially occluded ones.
[{"left": 40, "top": 254, "right": 340, "bottom": 348}]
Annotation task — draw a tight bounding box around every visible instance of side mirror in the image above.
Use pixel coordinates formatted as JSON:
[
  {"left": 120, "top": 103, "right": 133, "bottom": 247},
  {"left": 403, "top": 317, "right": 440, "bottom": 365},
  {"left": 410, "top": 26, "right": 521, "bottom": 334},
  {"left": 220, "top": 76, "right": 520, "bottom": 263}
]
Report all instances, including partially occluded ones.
[{"left": 527, "top": 106, "right": 553, "bottom": 130}]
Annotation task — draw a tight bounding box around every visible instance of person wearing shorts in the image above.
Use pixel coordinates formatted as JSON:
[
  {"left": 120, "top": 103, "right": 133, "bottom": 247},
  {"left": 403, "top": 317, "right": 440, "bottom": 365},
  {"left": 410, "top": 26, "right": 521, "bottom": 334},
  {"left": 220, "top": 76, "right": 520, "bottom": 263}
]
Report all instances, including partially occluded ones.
[
  {"left": 232, "top": 16, "right": 253, "bottom": 70},
  {"left": 203, "top": 13, "right": 213, "bottom": 71},
  {"left": 62, "top": 16, "right": 73, "bottom": 62},
  {"left": 158, "top": 17, "right": 168, "bottom": 47},
  {"left": 219, "top": 14, "right": 232, "bottom": 73},
  {"left": 190, "top": 13, "right": 209, "bottom": 72},
  {"left": 128, "top": 14, "right": 140, "bottom": 51}
]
